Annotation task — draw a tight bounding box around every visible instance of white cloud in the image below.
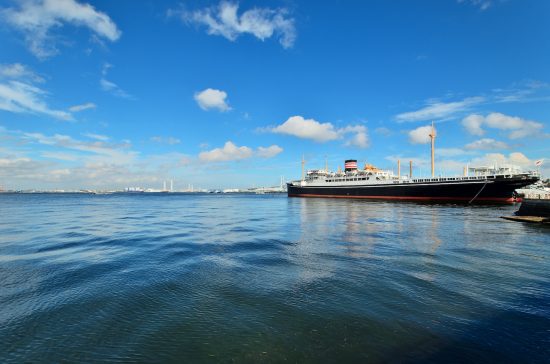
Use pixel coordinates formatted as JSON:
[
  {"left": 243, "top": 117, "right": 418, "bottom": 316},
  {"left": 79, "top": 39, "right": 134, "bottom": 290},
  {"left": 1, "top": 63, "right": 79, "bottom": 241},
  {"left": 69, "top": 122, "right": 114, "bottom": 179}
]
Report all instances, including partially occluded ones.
[
  {"left": 462, "top": 114, "right": 485, "bottom": 136},
  {"left": 0, "top": 63, "right": 72, "bottom": 120},
  {"left": 438, "top": 148, "right": 469, "bottom": 157},
  {"left": 0, "top": 63, "right": 44, "bottom": 83},
  {"left": 269, "top": 115, "right": 369, "bottom": 148},
  {"left": 374, "top": 127, "right": 392, "bottom": 136},
  {"left": 2, "top": 0, "right": 121, "bottom": 59},
  {"left": 194, "top": 88, "right": 230, "bottom": 111},
  {"left": 199, "top": 141, "right": 253, "bottom": 162},
  {"left": 271, "top": 116, "right": 339, "bottom": 142},
  {"left": 69, "top": 102, "right": 96, "bottom": 112},
  {"left": 485, "top": 113, "right": 526, "bottom": 129},
  {"left": 396, "top": 97, "right": 484, "bottom": 122},
  {"left": 41, "top": 151, "right": 78, "bottom": 161},
  {"left": 257, "top": 144, "right": 283, "bottom": 158},
  {"left": 176, "top": 1, "right": 296, "bottom": 49},
  {"left": 491, "top": 80, "right": 550, "bottom": 104},
  {"left": 408, "top": 125, "right": 435, "bottom": 144},
  {"left": 198, "top": 141, "right": 283, "bottom": 162},
  {"left": 0, "top": 80, "right": 72, "bottom": 121},
  {"left": 464, "top": 138, "right": 510, "bottom": 150},
  {"left": 83, "top": 132, "right": 109, "bottom": 141},
  {"left": 461, "top": 112, "right": 545, "bottom": 139},
  {"left": 470, "top": 152, "right": 535, "bottom": 169},
  {"left": 150, "top": 136, "right": 181, "bottom": 145},
  {"left": 23, "top": 132, "right": 136, "bottom": 165},
  {"left": 458, "top": 0, "right": 492, "bottom": 11},
  {"left": 0, "top": 126, "right": 201, "bottom": 190},
  {"left": 100, "top": 63, "right": 132, "bottom": 99},
  {"left": 385, "top": 151, "right": 543, "bottom": 177},
  {"left": 343, "top": 125, "right": 369, "bottom": 148}
]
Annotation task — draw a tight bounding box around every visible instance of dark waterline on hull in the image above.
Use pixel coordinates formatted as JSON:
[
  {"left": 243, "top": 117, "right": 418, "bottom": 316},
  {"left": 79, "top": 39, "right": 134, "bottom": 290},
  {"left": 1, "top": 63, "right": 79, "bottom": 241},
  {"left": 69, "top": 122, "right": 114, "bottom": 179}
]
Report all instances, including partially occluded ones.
[
  {"left": 0, "top": 194, "right": 549, "bottom": 363},
  {"left": 288, "top": 193, "right": 519, "bottom": 203}
]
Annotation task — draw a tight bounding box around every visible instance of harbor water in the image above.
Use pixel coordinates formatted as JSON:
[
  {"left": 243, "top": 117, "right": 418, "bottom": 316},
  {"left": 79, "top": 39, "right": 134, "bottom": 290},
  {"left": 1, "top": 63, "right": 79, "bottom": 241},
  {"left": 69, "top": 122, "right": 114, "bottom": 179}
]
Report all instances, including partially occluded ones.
[{"left": 1, "top": 193, "right": 549, "bottom": 362}]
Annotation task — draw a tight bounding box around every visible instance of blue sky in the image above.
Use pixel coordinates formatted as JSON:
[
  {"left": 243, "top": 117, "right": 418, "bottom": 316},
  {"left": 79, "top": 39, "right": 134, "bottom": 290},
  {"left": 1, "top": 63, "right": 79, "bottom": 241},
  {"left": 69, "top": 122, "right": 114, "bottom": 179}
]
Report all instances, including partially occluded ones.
[{"left": 0, "top": 0, "right": 549, "bottom": 190}]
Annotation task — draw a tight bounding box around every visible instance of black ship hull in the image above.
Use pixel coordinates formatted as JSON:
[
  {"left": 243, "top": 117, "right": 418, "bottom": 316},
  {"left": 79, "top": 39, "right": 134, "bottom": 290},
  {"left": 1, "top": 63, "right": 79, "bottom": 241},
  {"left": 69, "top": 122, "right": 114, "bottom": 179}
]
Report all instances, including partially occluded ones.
[{"left": 287, "top": 175, "right": 539, "bottom": 203}]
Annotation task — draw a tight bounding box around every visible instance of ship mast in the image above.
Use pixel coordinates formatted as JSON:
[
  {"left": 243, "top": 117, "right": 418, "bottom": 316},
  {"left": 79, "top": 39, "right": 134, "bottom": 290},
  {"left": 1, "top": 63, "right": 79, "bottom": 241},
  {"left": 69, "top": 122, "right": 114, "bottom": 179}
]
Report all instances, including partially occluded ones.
[{"left": 429, "top": 122, "right": 436, "bottom": 178}]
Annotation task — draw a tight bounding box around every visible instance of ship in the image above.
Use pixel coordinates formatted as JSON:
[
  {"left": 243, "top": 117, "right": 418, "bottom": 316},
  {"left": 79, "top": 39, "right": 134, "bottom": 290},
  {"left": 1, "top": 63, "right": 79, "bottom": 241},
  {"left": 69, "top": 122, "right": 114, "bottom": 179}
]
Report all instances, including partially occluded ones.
[{"left": 287, "top": 125, "right": 540, "bottom": 203}]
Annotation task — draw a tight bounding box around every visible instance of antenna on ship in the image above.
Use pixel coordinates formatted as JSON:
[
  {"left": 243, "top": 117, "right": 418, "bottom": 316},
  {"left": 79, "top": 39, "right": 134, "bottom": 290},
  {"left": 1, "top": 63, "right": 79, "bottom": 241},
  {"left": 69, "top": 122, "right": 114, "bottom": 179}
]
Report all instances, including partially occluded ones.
[
  {"left": 325, "top": 155, "right": 328, "bottom": 173},
  {"left": 409, "top": 160, "right": 413, "bottom": 179},
  {"left": 429, "top": 122, "right": 436, "bottom": 178}
]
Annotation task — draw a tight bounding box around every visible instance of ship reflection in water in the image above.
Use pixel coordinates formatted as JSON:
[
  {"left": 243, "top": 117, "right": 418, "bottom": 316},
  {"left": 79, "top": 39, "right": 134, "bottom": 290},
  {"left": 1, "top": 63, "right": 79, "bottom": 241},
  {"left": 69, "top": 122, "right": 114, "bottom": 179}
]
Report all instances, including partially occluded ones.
[{"left": 0, "top": 193, "right": 549, "bottom": 362}]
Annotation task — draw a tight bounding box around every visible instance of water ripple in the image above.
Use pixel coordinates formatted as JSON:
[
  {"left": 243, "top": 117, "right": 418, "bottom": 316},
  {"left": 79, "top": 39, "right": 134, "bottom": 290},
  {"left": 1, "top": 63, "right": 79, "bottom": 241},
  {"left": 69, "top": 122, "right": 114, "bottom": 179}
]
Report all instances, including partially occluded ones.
[{"left": 0, "top": 193, "right": 549, "bottom": 362}]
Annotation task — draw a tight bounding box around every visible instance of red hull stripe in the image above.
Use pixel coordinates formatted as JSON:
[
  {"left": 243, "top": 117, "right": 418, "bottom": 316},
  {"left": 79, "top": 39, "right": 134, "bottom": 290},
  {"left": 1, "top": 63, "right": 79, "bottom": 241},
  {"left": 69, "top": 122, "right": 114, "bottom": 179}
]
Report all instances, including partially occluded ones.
[{"left": 288, "top": 194, "right": 520, "bottom": 203}]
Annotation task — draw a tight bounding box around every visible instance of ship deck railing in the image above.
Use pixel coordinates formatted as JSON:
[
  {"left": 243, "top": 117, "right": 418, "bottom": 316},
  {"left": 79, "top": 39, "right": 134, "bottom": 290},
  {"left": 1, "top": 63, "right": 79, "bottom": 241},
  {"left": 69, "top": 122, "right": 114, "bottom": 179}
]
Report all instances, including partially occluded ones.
[
  {"left": 309, "top": 173, "right": 534, "bottom": 184},
  {"left": 523, "top": 193, "right": 550, "bottom": 200},
  {"left": 408, "top": 174, "right": 517, "bottom": 183}
]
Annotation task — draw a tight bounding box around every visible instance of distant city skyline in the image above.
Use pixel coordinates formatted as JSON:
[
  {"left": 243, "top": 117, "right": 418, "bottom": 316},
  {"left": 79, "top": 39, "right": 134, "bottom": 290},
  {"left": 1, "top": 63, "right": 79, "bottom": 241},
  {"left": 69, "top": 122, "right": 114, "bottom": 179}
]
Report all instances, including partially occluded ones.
[{"left": 1, "top": 0, "right": 549, "bottom": 190}]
